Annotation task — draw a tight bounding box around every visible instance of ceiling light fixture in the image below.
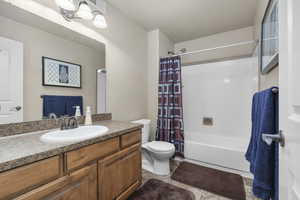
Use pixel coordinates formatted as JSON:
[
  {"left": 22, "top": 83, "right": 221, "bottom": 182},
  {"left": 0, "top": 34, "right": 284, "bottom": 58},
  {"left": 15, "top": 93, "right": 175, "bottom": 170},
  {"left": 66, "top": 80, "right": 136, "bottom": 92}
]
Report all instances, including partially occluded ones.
[
  {"left": 55, "top": 0, "right": 76, "bottom": 11},
  {"left": 77, "top": 1, "right": 93, "bottom": 20},
  {"left": 56, "top": 0, "right": 108, "bottom": 29},
  {"left": 93, "top": 12, "right": 107, "bottom": 28}
]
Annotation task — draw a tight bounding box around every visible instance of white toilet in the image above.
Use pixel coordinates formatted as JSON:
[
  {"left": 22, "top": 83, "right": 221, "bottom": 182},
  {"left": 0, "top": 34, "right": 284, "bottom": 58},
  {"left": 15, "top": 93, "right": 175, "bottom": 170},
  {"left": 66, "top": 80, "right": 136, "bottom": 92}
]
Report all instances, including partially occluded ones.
[{"left": 131, "top": 119, "right": 175, "bottom": 176}]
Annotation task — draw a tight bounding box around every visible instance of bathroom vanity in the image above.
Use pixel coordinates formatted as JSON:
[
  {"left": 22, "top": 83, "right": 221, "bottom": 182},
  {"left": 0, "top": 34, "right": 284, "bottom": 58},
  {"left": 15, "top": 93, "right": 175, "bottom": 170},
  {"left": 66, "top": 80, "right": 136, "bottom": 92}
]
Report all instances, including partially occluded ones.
[
  {"left": 0, "top": 120, "right": 142, "bottom": 200},
  {"left": 0, "top": 2, "right": 141, "bottom": 200}
]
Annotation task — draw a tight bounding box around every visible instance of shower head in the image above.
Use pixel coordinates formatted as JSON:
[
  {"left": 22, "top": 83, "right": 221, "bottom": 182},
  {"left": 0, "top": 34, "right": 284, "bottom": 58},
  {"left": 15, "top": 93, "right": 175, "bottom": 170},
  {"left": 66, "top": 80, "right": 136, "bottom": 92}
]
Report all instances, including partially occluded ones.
[
  {"left": 98, "top": 69, "right": 107, "bottom": 73},
  {"left": 168, "top": 51, "right": 175, "bottom": 55},
  {"left": 179, "top": 48, "right": 187, "bottom": 53}
]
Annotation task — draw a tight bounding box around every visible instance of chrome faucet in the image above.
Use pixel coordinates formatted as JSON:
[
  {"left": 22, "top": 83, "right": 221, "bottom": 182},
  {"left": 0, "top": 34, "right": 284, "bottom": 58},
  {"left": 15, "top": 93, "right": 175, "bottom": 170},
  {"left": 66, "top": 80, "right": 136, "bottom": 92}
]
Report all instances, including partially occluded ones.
[
  {"left": 69, "top": 117, "right": 79, "bottom": 129},
  {"left": 49, "top": 113, "right": 57, "bottom": 119},
  {"left": 60, "top": 116, "right": 79, "bottom": 130}
]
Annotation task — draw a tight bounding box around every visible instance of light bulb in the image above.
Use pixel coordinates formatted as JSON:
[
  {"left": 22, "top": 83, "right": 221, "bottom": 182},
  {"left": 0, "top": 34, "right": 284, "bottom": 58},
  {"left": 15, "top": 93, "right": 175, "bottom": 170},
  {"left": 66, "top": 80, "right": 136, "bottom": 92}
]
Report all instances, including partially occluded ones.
[
  {"left": 93, "top": 14, "right": 107, "bottom": 28},
  {"left": 224, "top": 78, "right": 231, "bottom": 83},
  {"left": 55, "top": 0, "right": 75, "bottom": 11},
  {"left": 77, "top": 1, "right": 93, "bottom": 20}
]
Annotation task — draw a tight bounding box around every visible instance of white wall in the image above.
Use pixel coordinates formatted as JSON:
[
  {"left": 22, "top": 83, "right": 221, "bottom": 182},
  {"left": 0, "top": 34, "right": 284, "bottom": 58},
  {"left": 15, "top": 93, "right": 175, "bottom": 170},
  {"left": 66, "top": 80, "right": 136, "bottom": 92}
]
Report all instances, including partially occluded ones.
[
  {"left": 182, "top": 57, "right": 257, "bottom": 140},
  {"left": 99, "top": 5, "right": 149, "bottom": 121},
  {"left": 175, "top": 27, "right": 254, "bottom": 65},
  {"left": 254, "top": 0, "right": 279, "bottom": 90},
  {"left": 159, "top": 31, "right": 175, "bottom": 58},
  {"left": 147, "top": 30, "right": 174, "bottom": 139},
  {"left": 147, "top": 30, "right": 159, "bottom": 139},
  {"left": 0, "top": 15, "right": 105, "bottom": 121},
  {"left": 254, "top": 0, "right": 269, "bottom": 40}
]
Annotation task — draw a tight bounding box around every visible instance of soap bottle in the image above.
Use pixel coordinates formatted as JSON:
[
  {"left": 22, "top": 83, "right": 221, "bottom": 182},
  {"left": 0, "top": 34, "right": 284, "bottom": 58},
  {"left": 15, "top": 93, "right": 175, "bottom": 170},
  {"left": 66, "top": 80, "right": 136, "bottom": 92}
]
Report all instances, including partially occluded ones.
[
  {"left": 75, "top": 106, "right": 81, "bottom": 118},
  {"left": 85, "top": 106, "right": 92, "bottom": 126}
]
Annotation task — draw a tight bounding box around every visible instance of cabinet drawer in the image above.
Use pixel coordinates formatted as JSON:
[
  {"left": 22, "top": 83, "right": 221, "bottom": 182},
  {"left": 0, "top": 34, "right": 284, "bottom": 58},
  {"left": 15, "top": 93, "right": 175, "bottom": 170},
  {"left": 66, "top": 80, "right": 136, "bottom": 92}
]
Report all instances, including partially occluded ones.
[
  {"left": 120, "top": 130, "right": 141, "bottom": 148},
  {"left": 0, "top": 156, "right": 61, "bottom": 200},
  {"left": 67, "top": 137, "right": 119, "bottom": 170},
  {"left": 16, "top": 164, "right": 98, "bottom": 200}
]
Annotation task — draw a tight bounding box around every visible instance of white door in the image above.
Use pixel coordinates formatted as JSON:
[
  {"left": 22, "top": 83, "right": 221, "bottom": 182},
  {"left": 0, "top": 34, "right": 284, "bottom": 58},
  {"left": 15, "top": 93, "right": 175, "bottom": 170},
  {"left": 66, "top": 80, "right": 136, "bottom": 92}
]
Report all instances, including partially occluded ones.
[
  {"left": 0, "top": 36, "right": 23, "bottom": 124},
  {"left": 97, "top": 69, "right": 107, "bottom": 113},
  {"left": 279, "top": 0, "right": 300, "bottom": 199}
]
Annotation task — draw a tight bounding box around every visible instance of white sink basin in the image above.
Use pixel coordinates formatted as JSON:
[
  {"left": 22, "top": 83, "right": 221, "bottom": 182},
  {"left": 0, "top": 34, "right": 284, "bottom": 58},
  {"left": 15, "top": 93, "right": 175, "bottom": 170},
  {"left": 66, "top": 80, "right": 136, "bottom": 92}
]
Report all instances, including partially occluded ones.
[{"left": 40, "top": 126, "right": 109, "bottom": 144}]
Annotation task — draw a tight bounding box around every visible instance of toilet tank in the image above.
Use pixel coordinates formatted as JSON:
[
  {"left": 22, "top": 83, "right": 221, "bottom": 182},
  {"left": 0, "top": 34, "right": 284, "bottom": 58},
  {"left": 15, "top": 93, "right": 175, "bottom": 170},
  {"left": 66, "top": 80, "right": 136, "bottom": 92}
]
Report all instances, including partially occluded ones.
[{"left": 131, "top": 119, "right": 151, "bottom": 144}]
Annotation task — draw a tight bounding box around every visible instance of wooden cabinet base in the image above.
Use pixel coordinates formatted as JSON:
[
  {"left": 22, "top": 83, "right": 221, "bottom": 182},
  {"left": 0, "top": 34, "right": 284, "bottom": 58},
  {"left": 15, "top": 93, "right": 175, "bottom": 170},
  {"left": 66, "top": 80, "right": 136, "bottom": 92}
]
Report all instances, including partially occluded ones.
[
  {"left": 0, "top": 156, "right": 61, "bottom": 200},
  {"left": 0, "top": 129, "right": 142, "bottom": 200},
  {"left": 16, "top": 164, "right": 98, "bottom": 200},
  {"left": 116, "top": 181, "right": 140, "bottom": 200},
  {"left": 98, "top": 143, "right": 141, "bottom": 200}
]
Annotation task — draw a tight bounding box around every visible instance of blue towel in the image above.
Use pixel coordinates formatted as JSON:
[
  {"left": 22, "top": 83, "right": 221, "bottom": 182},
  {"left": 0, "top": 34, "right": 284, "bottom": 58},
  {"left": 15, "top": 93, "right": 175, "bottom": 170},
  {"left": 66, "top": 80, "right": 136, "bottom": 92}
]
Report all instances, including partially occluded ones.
[
  {"left": 42, "top": 95, "right": 67, "bottom": 118},
  {"left": 42, "top": 95, "right": 83, "bottom": 118},
  {"left": 66, "top": 96, "right": 83, "bottom": 116},
  {"left": 245, "top": 87, "right": 279, "bottom": 200}
]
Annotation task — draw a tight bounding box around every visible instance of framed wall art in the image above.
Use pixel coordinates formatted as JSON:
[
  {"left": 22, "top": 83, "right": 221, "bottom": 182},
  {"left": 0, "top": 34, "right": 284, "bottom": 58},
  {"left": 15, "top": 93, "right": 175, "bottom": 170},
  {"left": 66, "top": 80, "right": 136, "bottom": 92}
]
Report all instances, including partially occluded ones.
[
  {"left": 260, "top": 0, "right": 279, "bottom": 74},
  {"left": 42, "top": 57, "right": 81, "bottom": 88}
]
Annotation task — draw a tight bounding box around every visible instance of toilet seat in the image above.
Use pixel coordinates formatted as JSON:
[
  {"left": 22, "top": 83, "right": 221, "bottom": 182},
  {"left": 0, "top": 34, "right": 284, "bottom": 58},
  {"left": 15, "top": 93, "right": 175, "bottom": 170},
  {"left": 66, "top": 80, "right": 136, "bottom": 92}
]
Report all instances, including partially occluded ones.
[{"left": 146, "top": 141, "right": 175, "bottom": 153}]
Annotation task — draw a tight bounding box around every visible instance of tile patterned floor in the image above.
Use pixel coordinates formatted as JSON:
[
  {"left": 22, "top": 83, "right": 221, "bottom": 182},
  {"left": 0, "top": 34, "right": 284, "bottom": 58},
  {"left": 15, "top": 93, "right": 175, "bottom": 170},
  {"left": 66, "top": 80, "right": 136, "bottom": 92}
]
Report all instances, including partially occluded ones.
[{"left": 141, "top": 161, "right": 260, "bottom": 200}]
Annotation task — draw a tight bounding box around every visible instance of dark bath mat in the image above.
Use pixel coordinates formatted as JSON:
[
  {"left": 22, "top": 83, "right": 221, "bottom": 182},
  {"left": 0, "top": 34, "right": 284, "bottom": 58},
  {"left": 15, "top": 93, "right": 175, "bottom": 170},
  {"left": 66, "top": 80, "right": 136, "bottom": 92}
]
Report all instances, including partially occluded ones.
[
  {"left": 171, "top": 162, "right": 246, "bottom": 200},
  {"left": 128, "top": 179, "right": 195, "bottom": 200}
]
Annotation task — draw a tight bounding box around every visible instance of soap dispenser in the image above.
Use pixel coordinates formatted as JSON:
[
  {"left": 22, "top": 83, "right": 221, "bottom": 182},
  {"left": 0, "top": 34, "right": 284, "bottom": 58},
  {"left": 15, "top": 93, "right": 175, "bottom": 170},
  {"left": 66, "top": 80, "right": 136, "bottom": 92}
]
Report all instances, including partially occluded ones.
[
  {"left": 85, "top": 106, "right": 92, "bottom": 126},
  {"left": 75, "top": 106, "right": 81, "bottom": 118}
]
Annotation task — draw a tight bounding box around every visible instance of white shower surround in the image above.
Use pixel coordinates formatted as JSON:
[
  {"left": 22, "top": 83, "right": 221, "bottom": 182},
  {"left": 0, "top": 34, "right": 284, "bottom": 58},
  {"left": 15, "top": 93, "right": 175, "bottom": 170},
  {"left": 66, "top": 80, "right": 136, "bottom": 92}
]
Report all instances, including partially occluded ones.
[{"left": 182, "top": 57, "right": 258, "bottom": 172}]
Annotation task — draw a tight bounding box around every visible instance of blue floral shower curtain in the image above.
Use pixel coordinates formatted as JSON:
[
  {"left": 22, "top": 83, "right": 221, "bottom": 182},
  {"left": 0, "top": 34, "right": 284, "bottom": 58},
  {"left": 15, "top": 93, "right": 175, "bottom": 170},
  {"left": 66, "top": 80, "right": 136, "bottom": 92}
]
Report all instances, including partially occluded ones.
[{"left": 156, "top": 56, "right": 185, "bottom": 156}]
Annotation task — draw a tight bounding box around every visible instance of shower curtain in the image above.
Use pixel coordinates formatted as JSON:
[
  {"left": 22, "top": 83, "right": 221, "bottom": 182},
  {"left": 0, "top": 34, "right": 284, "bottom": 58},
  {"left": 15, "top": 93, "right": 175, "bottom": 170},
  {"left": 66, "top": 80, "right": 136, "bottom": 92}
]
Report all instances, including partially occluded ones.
[{"left": 156, "top": 56, "right": 185, "bottom": 156}]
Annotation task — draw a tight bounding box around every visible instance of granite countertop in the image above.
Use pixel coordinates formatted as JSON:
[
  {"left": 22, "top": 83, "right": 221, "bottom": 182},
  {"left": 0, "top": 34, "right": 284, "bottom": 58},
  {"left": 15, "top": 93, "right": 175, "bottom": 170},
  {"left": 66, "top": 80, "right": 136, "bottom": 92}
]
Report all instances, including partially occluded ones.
[{"left": 0, "top": 120, "right": 143, "bottom": 173}]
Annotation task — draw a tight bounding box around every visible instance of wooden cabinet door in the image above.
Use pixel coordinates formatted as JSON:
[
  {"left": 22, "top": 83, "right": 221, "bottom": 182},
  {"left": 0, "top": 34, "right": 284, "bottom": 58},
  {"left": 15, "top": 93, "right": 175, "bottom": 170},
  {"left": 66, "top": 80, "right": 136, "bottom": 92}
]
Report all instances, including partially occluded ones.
[
  {"left": 118, "top": 150, "right": 141, "bottom": 193},
  {"left": 16, "top": 164, "right": 98, "bottom": 200},
  {"left": 99, "top": 144, "right": 141, "bottom": 200}
]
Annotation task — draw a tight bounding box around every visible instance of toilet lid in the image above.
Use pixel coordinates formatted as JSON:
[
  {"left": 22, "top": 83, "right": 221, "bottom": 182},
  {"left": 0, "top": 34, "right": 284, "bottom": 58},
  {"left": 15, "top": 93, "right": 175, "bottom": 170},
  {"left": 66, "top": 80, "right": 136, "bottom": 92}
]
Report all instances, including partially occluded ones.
[{"left": 147, "top": 141, "right": 175, "bottom": 152}]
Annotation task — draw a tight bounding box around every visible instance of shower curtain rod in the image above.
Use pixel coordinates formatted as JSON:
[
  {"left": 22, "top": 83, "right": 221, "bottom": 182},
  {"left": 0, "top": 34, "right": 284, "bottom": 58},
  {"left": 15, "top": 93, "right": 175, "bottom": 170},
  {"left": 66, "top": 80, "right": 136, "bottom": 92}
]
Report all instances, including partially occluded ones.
[{"left": 167, "top": 40, "right": 258, "bottom": 58}]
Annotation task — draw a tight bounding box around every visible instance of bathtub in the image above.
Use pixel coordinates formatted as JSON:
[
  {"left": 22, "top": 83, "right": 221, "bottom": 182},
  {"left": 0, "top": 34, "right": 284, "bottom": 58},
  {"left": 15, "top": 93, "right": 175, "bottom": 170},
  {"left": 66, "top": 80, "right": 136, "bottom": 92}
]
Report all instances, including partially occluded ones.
[
  {"left": 184, "top": 132, "right": 250, "bottom": 172},
  {"left": 182, "top": 58, "right": 256, "bottom": 173}
]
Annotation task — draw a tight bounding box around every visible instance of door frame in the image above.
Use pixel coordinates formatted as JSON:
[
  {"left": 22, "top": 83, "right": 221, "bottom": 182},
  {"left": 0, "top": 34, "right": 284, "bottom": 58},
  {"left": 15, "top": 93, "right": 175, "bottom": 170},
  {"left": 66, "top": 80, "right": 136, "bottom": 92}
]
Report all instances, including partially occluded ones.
[
  {"left": 0, "top": 36, "right": 23, "bottom": 123},
  {"left": 278, "top": 0, "right": 300, "bottom": 199}
]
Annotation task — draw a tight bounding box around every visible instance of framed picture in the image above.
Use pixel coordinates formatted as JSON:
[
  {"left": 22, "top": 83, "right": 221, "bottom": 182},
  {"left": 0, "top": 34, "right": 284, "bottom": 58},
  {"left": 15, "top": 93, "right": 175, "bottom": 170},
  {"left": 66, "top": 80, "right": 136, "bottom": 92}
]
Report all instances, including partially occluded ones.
[
  {"left": 260, "top": 0, "right": 279, "bottom": 74},
  {"left": 42, "top": 57, "right": 81, "bottom": 88}
]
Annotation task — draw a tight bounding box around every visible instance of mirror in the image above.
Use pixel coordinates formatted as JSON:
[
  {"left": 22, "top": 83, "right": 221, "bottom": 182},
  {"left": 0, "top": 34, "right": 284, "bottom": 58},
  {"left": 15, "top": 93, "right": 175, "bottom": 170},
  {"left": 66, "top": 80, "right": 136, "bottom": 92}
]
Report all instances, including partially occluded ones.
[{"left": 0, "top": 1, "right": 106, "bottom": 124}]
